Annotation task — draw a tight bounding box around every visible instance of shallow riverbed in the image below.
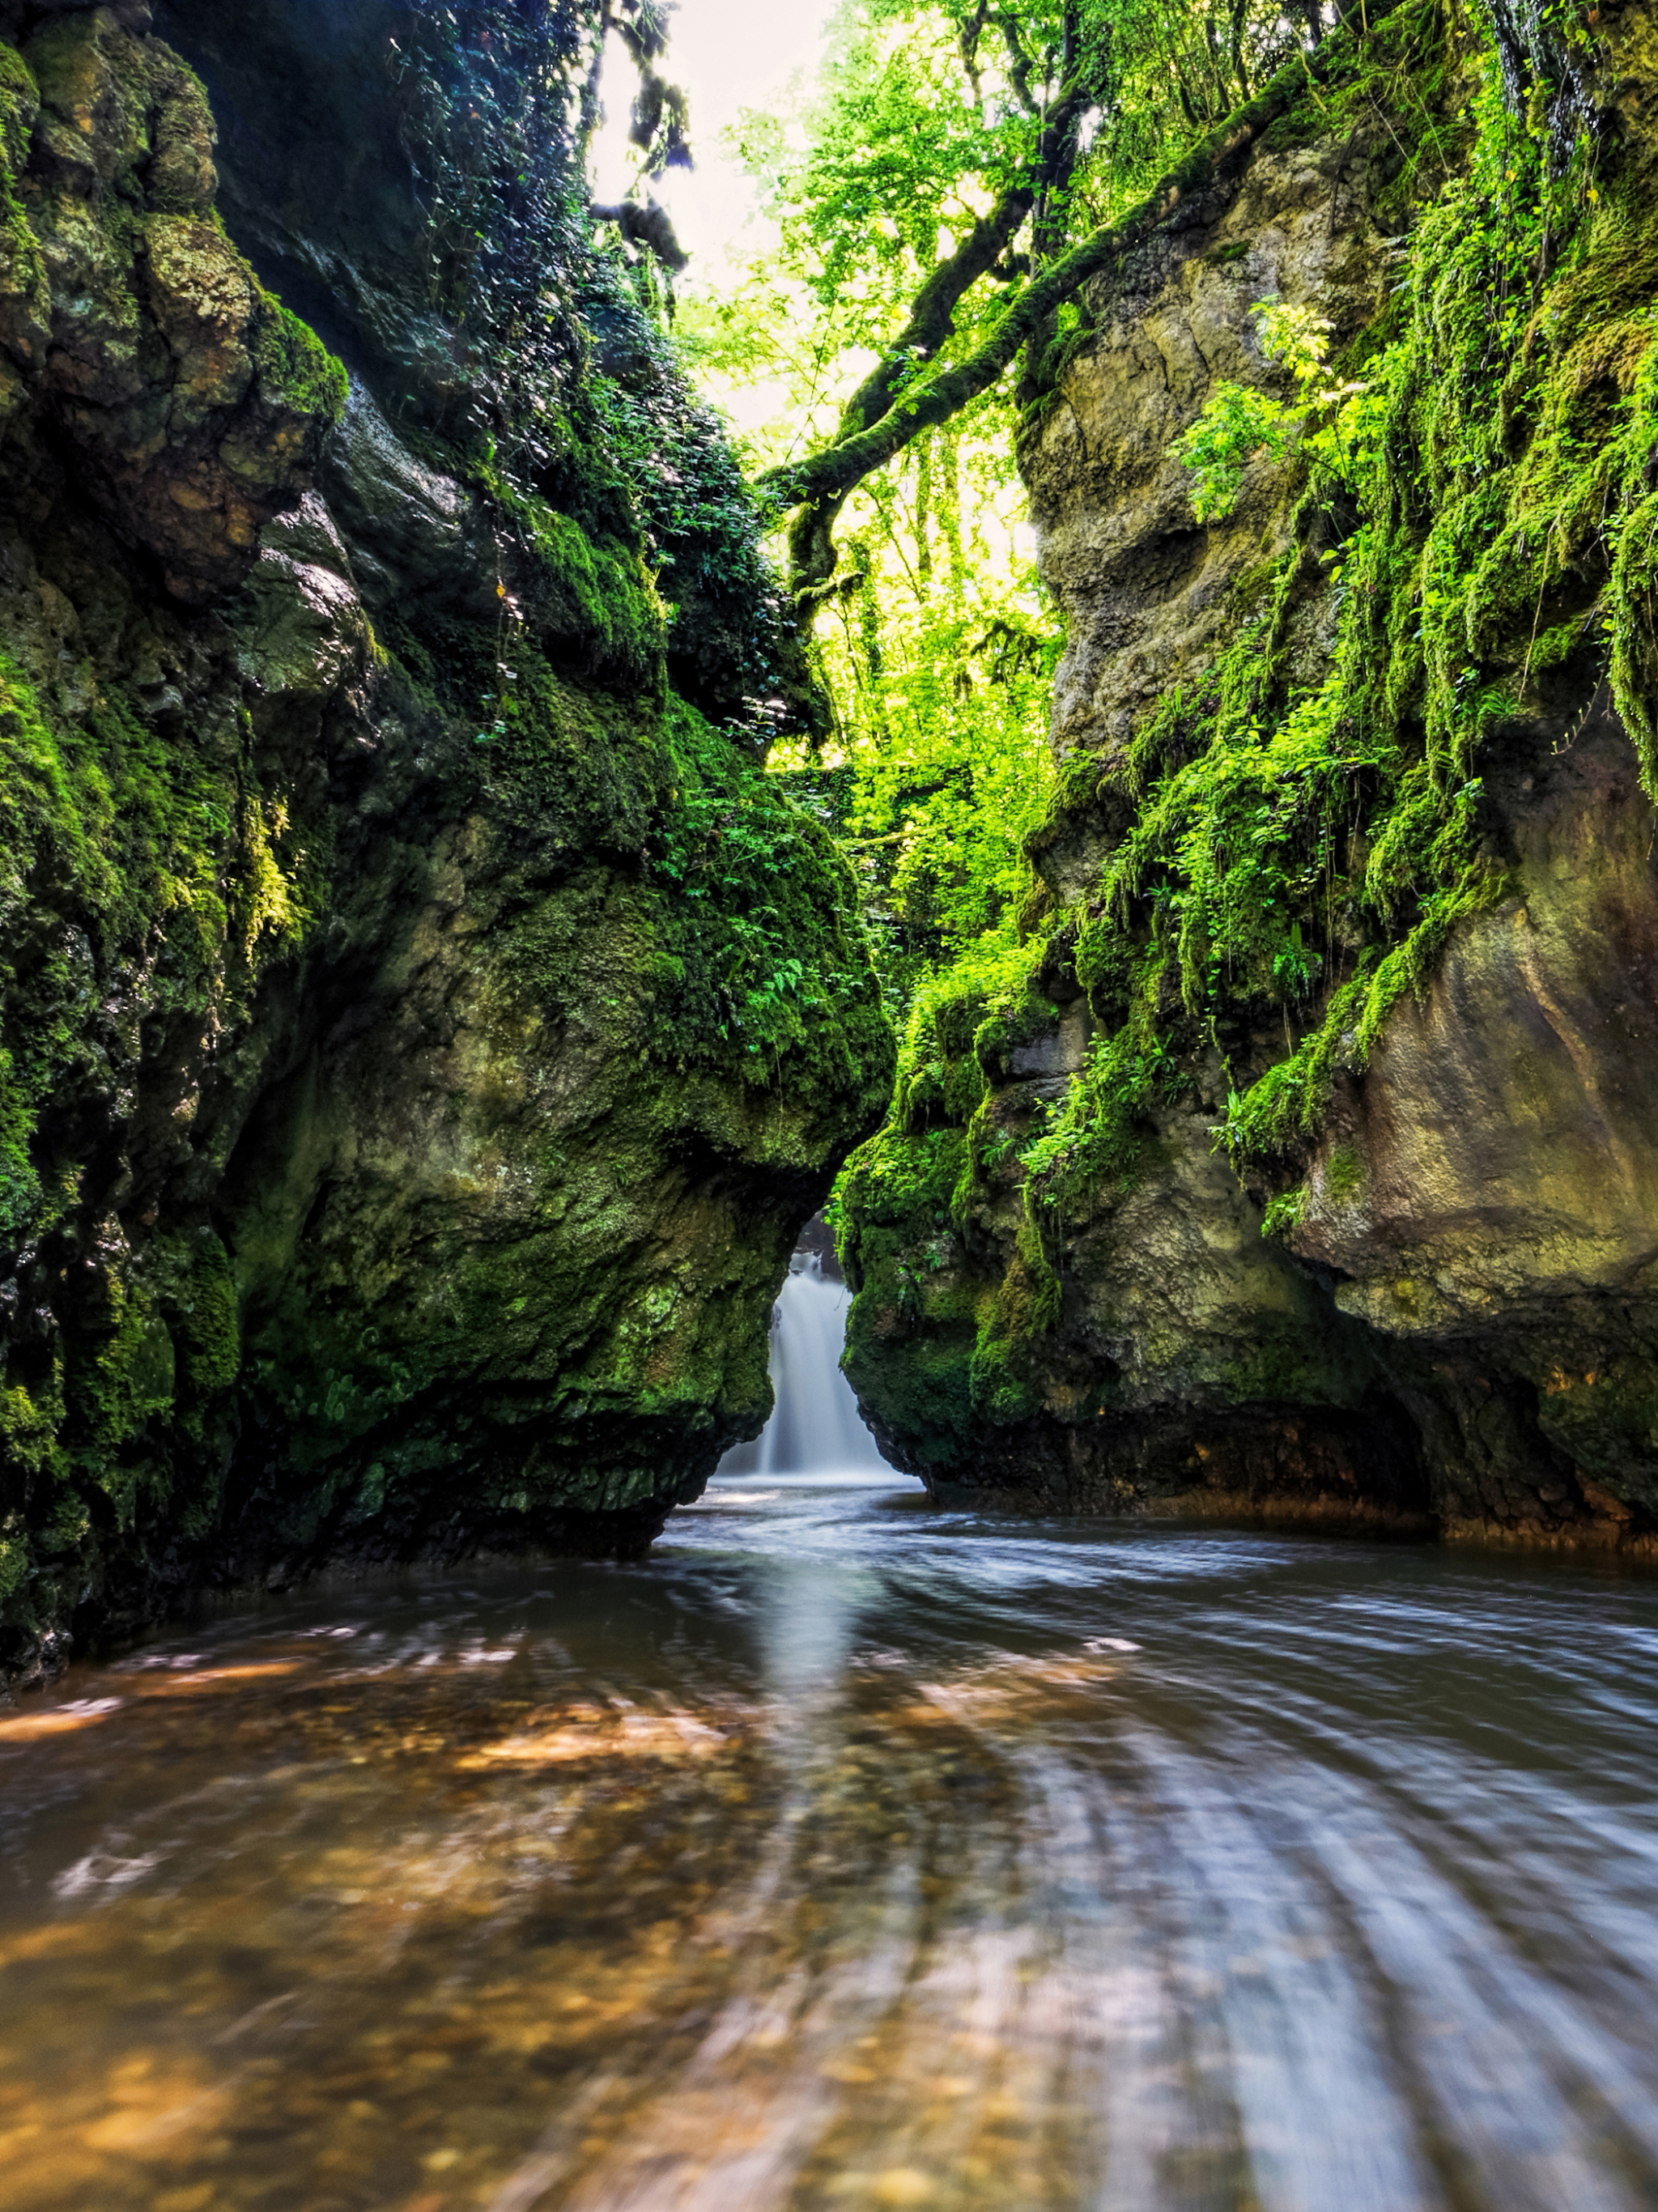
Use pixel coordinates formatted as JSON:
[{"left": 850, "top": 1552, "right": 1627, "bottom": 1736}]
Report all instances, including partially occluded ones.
[{"left": 4, "top": 1477, "right": 1658, "bottom": 2212}]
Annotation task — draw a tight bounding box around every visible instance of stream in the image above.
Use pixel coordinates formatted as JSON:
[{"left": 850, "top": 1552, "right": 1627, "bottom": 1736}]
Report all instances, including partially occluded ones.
[{"left": 4, "top": 1480, "right": 1658, "bottom": 2211}]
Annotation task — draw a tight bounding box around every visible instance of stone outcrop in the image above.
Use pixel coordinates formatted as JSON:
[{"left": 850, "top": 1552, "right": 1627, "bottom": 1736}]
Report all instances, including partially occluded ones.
[
  {"left": 0, "top": 4, "right": 342, "bottom": 600},
  {"left": 0, "top": 0, "right": 891, "bottom": 1683},
  {"left": 840, "top": 1, "right": 1658, "bottom": 1552}
]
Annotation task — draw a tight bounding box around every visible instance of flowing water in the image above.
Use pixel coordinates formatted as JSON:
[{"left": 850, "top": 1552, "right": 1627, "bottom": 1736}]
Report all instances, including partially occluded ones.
[
  {"left": 4, "top": 1487, "right": 1658, "bottom": 2212},
  {"left": 716, "top": 1253, "right": 890, "bottom": 1480}
]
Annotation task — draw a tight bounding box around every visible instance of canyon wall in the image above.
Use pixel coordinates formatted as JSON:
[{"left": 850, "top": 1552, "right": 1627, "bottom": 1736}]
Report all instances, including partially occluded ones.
[
  {"left": 840, "top": 0, "right": 1658, "bottom": 1551},
  {"left": 0, "top": 0, "right": 891, "bottom": 1682}
]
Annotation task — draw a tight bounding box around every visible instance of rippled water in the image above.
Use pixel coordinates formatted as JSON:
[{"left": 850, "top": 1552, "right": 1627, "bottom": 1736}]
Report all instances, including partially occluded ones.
[{"left": 4, "top": 1480, "right": 1658, "bottom": 2212}]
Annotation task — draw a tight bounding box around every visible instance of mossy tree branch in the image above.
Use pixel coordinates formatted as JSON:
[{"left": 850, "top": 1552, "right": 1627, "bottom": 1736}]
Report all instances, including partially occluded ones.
[{"left": 761, "top": 0, "right": 1407, "bottom": 603}]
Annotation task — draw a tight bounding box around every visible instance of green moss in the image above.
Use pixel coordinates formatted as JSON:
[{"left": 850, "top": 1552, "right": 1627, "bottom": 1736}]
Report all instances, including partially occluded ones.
[
  {"left": 475, "top": 463, "right": 663, "bottom": 689},
  {"left": 0, "top": 657, "right": 118, "bottom": 1237},
  {"left": 1325, "top": 1143, "right": 1364, "bottom": 1203},
  {"left": 0, "top": 41, "right": 42, "bottom": 330},
  {"left": 967, "top": 1332, "right": 1041, "bottom": 1427},
  {"left": 1027, "top": 34, "right": 1652, "bottom": 1178},
  {"left": 0, "top": 4, "right": 897, "bottom": 1674},
  {"left": 1016, "top": 990, "right": 1175, "bottom": 1220},
  {"left": 0, "top": 74, "right": 41, "bottom": 430},
  {"left": 174, "top": 1238, "right": 240, "bottom": 1402},
  {"left": 0, "top": 39, "right": 35, "bottom": 135},
  {"left": 840, "top": 6, "right": 1658, "bottom": 1481},
  {"left": 840, "top": 1121, "right": 980, "bottom": 1470},
  {"left": 0, "top": 1362, "right": 64, "bottom": 1482},
  {"left": 203, "top": 661, "right": 892, "bottom": 1559},
  {"left": 251, "top": 288, "right": 348, "bottom": 423},
  {"left": 644, "top": 695, "right": 891, "bottom": 1095},
  {"left": 1258, "top": 0, "right": 1459, "bottom": 225},
  {"left": 0, "top": 634, "right": 325, "bottom": 1648},
  {"left": 83, "top": 1285, "right": 175, "bottom": 1473}
]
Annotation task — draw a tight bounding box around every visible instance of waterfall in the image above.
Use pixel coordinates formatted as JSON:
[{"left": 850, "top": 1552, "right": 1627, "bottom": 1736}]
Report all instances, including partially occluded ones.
[{"left": 717, "top": 1251, "right": 892, "bottom": 1478}]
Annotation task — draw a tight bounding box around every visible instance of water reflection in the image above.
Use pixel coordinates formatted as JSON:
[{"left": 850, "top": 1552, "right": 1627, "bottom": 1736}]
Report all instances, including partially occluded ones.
[{"left": 2, "top": 1487, "right": 1658, "bottom": 2210}]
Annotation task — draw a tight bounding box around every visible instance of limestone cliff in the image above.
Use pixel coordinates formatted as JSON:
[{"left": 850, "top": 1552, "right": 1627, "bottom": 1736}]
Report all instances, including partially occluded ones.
[
  {"left": 840, "top": 0, "right": 1658, "bottom": 1550},
  {"left": 0, "top": 0, "right": 892, "bottom": 1683}
]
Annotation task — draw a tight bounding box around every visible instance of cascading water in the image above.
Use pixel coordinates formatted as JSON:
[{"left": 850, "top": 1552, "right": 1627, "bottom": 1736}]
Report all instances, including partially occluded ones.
[{"left": 717, "top": 1248, "right": 892, "bottom": 1478}]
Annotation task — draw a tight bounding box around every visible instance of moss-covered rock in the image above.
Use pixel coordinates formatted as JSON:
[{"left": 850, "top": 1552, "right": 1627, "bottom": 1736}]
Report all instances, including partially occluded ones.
[
  {"left": 8, "top": 8, "right": 344, "bottom": 600},
  {"left": 840, "top": 0, "right": 1658, "bottom": 1551},
  {"left": 0, "top": 2, "right": 892, "bottom": 1684}
]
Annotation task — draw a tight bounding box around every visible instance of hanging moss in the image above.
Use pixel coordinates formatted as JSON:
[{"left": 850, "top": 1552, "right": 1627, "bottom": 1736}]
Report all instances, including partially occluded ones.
[
  {"left": 836, "top": 0, "right": 1658, "bottom": 1481},
  {"left": 0, "top": 39, "right": 45, "bottom": 369},
  {"left": 646, "top": 696, "right": 891, "bottom": 1095}
]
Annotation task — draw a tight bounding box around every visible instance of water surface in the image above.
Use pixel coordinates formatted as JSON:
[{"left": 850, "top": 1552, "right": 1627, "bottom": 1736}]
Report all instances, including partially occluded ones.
[{"left": 3, "top": 1480, "right": 1658, "bottom": 2212}]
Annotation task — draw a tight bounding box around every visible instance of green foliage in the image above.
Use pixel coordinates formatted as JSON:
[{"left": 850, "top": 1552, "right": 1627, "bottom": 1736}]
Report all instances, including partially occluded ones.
[
  {"left": 712, "top": 0, "right": 1319, "bottom": 517},
  {"left": 1177, "top": 381, "right": 1302, "bottom": 523},
  {"left": 1175, "top": 297, "right": 1371, "bottom": 521},
  {"left": 824, "top": 588, "right": 1057, "bottom": 1019},
  {"left": 649, "top": 696, "right": 887, "bottom": 1083},
  {"left": 391, "top": 5, "right": 795, "bottom": 721},
  {"left": 0, "top": 663, "right": 113, "bottom": 1236},
  {"left": 580, "top": 270, "right": 797, "bottom": 715},
  {"left": 746, "top": 6, "right": 1010, "bottom": 315},
  {"left": 389, "top": 1, "right": 596, "bottom": 425},
  {"left": 740, "top": 0, "right": 1307, "bottom": 334},
  {"left": 0, "top": 37, "right": 36, "bottom": 158},
  {"left": 1034, "top": 23, "right": 1658, "bottom": 1196},
  {"left": 819, "top": 0, "right": 1658, "bottom": 1487},
  {"left": 1260, "top": 1184, "right": 1307, "bottom": 1239},
  {"left": 1015, "top": 985, "right": 1177, "bottom": 1216}
]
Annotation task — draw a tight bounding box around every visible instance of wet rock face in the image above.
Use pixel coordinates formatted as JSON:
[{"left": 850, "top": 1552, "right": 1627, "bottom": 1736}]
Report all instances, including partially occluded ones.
[
  {"left": 1290, "top": 698, "right": 1658, "bottom": 1534},
  {"left": 1028, "top": 137, "right": 1388, "bottom": 777},
  {"left": 1, "top": 5, "right": 342, "bottom": 600},
  {"left": 842, "top": 63, "right": 1658, "bottom": 1552},
  {"left": 0, "top": 2, "right": 891, "bottom": 1682}
]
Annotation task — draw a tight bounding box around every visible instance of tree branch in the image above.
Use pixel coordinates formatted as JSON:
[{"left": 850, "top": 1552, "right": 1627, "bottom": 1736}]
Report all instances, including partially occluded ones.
[
  {"left": 761, "top": 0, "right": 1405, "bottom": 593},
  {"left": 989, "top": 9, "right": 1040, "bottom": 113},
  {"left": 823, "top": 65, "right": 1096, "bottom": 460}
]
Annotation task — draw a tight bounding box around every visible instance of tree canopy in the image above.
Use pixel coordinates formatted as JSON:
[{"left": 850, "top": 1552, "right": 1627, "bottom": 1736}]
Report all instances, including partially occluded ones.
[{"left": 705, "top": 0, "right": 1405, "bottom": 598}]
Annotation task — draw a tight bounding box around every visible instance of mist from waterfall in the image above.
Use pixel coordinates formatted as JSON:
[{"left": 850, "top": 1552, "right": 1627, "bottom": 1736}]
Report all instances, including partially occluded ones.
[{"left": 717, "top": 1250, "right": 892, "bottom": 1479}]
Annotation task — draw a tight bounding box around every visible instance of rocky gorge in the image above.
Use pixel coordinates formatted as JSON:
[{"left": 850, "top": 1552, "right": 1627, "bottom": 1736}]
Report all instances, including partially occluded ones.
[
  {"left": 839, "top": 0, "right": 1658, "bottom": 1554},
  {"left": 4, "top": 0, "right": 1658, "bottom": 1698}
]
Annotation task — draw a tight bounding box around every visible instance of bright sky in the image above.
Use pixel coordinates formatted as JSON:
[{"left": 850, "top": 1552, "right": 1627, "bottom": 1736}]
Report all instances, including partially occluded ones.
[{"left": 589, "top": 0, "right": 840, "bottom": 282}]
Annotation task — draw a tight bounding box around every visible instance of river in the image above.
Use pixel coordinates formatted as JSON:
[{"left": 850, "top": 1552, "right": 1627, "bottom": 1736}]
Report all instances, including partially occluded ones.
[{"left": 3, "top": 1476, "right": 1658, "bottom": 2211}]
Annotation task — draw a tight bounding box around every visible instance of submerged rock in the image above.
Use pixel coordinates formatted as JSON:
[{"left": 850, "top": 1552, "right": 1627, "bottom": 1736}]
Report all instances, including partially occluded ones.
[{"left": 0, "top": 0, "right": 892, "bottom": 1682}]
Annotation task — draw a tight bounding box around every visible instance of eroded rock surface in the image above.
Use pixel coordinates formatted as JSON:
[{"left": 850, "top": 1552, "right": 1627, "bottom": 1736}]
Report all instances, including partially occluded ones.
[
  {"left": 840, "top": 8, "right": 1658, "bottom": 1553},
  {"left": 0, "top": 0, "right": 891, "bottom": 1682}
]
